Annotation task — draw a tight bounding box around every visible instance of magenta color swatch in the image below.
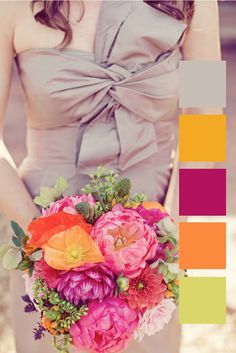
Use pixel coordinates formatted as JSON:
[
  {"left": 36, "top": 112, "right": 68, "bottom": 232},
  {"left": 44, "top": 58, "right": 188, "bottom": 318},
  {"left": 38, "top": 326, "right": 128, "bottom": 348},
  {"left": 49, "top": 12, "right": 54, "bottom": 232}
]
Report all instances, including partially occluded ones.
[{"left": 179, "top": 169, "right": 226, "bottom": 216}]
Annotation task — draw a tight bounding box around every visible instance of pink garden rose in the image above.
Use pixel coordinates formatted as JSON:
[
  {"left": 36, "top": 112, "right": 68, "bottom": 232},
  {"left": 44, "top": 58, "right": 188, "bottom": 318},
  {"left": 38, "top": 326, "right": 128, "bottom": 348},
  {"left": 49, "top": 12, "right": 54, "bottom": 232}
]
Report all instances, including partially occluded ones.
[
  {"left": 91, "top": 204, "right": 158, "bottom": 278},
  {"left": 70, "top": 298, "right": 139, "bottom": 353},
  {"left": 134, "top": 299, "right": 176, "bottom": 342},
  {"left": 42, "top": 194, "right": 96, "bottom": 216}
]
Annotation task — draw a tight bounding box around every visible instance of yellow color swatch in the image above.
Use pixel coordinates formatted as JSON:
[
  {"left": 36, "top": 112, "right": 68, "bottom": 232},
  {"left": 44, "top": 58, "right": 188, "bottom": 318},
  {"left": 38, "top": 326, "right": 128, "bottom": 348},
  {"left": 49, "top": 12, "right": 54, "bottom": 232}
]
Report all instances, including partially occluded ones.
[{"left": 179, "top": 114, "right": 226, "bottom": 162}]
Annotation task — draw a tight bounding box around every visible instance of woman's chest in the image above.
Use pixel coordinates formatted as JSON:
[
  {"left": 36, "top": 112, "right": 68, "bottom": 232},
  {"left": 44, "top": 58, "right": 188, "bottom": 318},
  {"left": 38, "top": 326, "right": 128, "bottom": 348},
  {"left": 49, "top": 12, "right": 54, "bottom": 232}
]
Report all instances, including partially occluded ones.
[{"left": 14, "top": 0, "right": 103, "bottom": 56}]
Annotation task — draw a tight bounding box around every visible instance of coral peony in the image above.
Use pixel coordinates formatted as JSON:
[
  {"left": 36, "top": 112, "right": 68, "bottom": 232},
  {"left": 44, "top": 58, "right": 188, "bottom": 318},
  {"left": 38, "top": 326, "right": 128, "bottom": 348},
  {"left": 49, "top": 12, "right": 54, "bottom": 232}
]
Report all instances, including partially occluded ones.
[
  {"left": 34, "top": 258, "right": 61, "bottom": 289},
  {"left": 91, "top": 204, "right": 158, "bottom": 278},
  {"left": 134, "top": 204, "right": 168, "bottom": 228},
  {"left": 134, "top": 299, "right": 176, "bottom": 342},
  {"left": 43, "top": 225, "right": 104, "bottom": 270},
  {"left": 57, "top": 263, "right": 116, "bottom": 305},
  {"left": 120, "top": 267, "right": 166, "bottom": 310},
  {"left": 42, "top": 194, "right": 96, "bottom": 216},
  {"left": 27, "top": 211, "right": 92, "bottom": 250},
  {"left": 70, "top": 298, "right": 139, "bottom": 353}
]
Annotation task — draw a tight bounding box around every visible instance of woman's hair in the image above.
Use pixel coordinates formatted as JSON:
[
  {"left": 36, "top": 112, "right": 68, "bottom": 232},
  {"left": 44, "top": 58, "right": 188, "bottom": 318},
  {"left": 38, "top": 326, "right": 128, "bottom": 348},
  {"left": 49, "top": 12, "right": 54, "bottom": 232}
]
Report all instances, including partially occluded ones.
[{"left": 31, "top": 0, "right": 194, "bottom": 49}]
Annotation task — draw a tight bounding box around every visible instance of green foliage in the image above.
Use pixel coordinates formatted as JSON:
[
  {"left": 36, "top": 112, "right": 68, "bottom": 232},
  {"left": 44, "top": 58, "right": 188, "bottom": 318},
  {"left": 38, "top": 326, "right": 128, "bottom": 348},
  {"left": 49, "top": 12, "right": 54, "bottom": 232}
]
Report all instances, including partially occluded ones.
[
  {"left": 33, "top": 278, "right": 88, "bottom": 349},
  {"left": 81, "top": 166, "right": 146, "bottom": 213},
  {"left": 34, "top": 176, "right": 68, "bottom": 208},
  {"left": 53, "top": 334, "right": 72, "bottom": 353},
  {"left": 75, "top": 201, "right": 104, "bottom": 224},
  {"left": 29, "top": 249, "right": 43, "bottom": 262},
  {"left": 11, "top": 221, "right": 25, "bottom": 239},
  {"left": 0, "top": 244, "right": 12, "bottom": 259},
  {"left": 17, "top": 257, "right": 34, "bottom": 271},
  {"left": 2, "top": 247, "right": 22, "bottom": 270}
]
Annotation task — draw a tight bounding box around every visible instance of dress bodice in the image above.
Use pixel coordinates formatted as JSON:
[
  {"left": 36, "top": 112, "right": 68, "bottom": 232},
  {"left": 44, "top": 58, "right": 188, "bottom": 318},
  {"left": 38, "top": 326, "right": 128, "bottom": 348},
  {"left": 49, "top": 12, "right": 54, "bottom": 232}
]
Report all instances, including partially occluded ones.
[{"left": 15, "top": 0, "right": 187, "bottom": 198}]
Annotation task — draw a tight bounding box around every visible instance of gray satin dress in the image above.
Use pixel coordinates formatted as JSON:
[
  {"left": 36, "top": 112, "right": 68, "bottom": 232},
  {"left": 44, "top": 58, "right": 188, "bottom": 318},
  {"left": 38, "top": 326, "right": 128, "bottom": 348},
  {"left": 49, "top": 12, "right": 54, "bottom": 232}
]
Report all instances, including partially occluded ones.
[{"left": 11, "top": 1, "right": 187, "bottom": 352}]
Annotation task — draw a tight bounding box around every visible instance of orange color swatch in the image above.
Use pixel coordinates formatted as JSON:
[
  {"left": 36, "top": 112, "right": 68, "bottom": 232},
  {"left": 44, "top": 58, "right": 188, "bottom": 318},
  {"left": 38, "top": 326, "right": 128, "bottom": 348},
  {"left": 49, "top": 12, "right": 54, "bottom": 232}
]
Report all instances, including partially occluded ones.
[
  {"left": 179, "top": 222, "right": 226, "bottom": 269},
  {"left": 179, "top": 114, "right": 226, "bottom": 162}
]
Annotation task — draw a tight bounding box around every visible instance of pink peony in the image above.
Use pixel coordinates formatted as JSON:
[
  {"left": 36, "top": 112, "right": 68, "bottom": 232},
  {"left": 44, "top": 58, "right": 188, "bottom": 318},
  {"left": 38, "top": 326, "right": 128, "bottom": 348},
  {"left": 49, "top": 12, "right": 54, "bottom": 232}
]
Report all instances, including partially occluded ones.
[
  {"left": 70, "top": 298, "right": 139, "bottom": 353},
  {"left": 42, "top": 194, "right": 96, "bottom": 216},
  {"left": 56, "top": 263, "right": 116, "bottom": 305},
  {"left": 134, "top": 299, "right": 176, "bottom": 342},
  {"left": 34, "top": 258, "right": 61, "bottom": 289},
  {"left": 134, "top": 205, "right": 168, "bottom": 228},
  {"left": 91, "top": 204, "right": 158, "bottom": 278}
]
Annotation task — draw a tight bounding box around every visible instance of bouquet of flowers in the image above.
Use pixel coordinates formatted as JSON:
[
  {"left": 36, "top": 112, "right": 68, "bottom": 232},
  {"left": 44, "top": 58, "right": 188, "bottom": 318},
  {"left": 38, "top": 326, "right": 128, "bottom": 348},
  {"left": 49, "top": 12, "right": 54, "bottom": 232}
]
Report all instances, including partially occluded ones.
[{"left": 0, "top": 167, "right": 184, "bottom": 353}]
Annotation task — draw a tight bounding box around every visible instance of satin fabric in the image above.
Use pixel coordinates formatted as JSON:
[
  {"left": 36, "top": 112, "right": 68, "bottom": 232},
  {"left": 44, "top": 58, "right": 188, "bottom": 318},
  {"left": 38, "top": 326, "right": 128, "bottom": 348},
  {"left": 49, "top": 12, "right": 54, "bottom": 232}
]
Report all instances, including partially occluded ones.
[{"left": 12, "top": 1, "right": 187, "bottom": 352}]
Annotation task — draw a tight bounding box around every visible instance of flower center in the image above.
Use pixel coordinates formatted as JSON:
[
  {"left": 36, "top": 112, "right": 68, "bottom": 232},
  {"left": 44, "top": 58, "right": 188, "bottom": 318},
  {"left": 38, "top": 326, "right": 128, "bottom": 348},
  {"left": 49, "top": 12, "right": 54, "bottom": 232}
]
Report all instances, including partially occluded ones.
[
  {"left": 108, "top": 226, "right": 139, "bottom": 251},
  {"left": 64, "top": 245, "right": 83, "bottom": 264},
  {"left": 136, "top": 281, "right": 146, "bottom": 291}
]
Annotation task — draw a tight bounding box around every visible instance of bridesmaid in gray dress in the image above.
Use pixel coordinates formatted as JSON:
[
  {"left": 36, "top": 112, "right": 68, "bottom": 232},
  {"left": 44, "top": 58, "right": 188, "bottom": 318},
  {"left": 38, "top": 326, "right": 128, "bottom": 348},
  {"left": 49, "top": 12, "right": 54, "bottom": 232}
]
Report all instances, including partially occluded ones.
[{"left": 0, "top": 1, "right": 221, "bottom": 352}]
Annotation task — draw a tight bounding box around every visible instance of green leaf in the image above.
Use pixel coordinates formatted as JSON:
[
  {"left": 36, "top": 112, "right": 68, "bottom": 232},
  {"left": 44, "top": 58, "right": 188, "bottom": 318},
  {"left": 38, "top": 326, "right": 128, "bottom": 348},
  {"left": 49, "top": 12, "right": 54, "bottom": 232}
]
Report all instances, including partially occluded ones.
[
  {"left": 21, "top": 235, "right": 29, "bottom": 246},
  {"left": 34, "top": 187, "right": 56, "bottom": 208},
  {"left": 0, "top": 244, "right": 12, "bottom": 259},
  {"left": 2, "top": 247, "right": 23, "bottom": 270},
  {"left": 44, "top": 310, "right": 60, "bottom": 321},
  {"left": 28, "top": 264, "right": 35, "bottom": 277},
  {"left": 34, "top": 177, "right": 68, "bottom": 208},
  {"left": 10, "top": 221, "right": 25, "bottom": 239},
  {"left": 17, "top": 257, "right": 34, "bottom": 271},
  {"left": 54, "top": 176, "right": 68, "bottom": 199},
  {"left": 29, "top": 249, "right": 43, "bottom": 262},
  {"left": 12, "top": 236, "right": 22, "bottom": 248}
]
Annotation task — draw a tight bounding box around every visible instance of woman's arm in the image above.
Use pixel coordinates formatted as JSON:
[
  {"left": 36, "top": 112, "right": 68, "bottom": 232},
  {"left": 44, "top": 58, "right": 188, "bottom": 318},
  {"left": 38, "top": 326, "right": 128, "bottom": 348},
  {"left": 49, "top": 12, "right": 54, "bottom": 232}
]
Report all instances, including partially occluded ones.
[{"left": 0, "top": 3, "right": 40, "bottom": 231}]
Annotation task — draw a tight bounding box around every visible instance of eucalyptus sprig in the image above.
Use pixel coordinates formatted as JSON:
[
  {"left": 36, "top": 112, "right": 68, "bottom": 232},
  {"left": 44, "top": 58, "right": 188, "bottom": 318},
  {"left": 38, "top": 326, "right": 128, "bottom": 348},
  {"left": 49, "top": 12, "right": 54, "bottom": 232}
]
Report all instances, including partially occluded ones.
[{"left": 0, "top": 221, "right": 44, "bottom": 277}]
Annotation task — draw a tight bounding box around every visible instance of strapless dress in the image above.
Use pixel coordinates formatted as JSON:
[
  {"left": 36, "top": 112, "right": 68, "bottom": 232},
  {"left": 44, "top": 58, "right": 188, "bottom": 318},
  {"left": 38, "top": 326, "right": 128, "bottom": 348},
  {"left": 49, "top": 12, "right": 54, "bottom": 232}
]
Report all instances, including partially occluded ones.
[{"left": 11, "top": 1, "right": 187, "bottom": 352}]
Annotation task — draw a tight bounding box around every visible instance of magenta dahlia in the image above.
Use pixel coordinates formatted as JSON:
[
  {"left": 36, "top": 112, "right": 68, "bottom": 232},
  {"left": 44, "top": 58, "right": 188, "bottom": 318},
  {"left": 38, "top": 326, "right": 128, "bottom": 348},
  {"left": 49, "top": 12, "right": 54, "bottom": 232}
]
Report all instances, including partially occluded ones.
[{"left": 56, "top": 263, "right": 116, "bottom": 305}]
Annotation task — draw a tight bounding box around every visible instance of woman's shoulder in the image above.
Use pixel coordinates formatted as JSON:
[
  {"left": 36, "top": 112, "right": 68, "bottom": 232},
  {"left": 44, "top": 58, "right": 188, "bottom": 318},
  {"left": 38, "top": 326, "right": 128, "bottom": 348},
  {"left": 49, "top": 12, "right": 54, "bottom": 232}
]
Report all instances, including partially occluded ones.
[{"left": 0, "top": 1, "right": 31, "bottom": 29}]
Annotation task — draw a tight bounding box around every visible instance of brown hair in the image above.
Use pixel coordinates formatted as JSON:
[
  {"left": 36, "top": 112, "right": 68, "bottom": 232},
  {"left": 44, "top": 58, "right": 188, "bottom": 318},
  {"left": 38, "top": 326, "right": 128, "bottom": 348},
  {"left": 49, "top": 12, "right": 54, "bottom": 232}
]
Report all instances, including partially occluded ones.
[{"left": 31, "top": 0, "right": 194, "bottom": 49}]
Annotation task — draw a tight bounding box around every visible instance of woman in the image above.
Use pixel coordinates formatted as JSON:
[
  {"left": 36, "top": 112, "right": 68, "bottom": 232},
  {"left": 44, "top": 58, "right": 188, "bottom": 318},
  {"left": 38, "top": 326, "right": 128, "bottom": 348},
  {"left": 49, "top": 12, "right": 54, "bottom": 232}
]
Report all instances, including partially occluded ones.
[{"left": 0, "top": 1, "right": 221, "bottom": 353}]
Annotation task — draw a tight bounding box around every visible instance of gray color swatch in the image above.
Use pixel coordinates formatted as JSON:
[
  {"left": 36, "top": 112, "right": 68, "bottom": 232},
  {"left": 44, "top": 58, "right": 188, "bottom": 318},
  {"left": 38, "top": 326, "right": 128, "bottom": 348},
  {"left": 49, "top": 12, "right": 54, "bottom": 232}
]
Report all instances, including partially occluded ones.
[{"left": 179, "top": 61, "right": 226, "bottom": 108}]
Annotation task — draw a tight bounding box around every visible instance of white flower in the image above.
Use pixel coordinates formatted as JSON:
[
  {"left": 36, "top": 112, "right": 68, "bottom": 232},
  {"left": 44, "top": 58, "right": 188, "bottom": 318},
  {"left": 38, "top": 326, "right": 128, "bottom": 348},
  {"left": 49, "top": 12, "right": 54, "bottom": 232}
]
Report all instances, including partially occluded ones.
[{"left": 134, "top": 299, "right": 176, "bottom": 342}]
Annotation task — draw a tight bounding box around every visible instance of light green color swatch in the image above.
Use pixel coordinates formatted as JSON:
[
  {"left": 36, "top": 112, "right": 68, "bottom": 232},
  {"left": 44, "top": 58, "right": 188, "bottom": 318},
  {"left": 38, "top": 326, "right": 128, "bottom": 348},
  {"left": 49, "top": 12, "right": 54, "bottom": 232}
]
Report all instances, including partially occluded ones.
[{"left": 179, "top": 277, "right": 226, "bottom": 324}]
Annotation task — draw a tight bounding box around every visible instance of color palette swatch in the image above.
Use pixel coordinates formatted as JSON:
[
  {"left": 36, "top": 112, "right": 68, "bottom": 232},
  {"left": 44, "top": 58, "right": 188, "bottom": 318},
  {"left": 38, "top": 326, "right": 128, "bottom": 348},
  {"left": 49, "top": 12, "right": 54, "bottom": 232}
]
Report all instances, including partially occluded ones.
[
  {"left": 179, "top": 114, "right": 226, "bottom": 162},
  {"left": 178, "top": 59, "right": 227, "bottom": 324},
  {"left": 179, "top": 277, "right": 226, "bottom": 324},
  {"left": 179, "top": 222, "right": 226, "bottom": 269},
  {"left": 179, "top": 61, "right": 226, "bottom": 108},
  {"left": 179, "top": 168, "right": 226, "bottom": 216}
]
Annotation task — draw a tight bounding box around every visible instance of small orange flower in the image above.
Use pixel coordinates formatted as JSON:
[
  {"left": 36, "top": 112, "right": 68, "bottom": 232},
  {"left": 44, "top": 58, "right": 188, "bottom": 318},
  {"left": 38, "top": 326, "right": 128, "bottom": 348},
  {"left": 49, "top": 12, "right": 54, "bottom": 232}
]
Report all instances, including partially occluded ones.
[
  {"left": 27, "top": 211, "right": 92, "bottom": 249},
  {"left": 43, "top": 225, "right": 104, "bottom": 270},
  {"left": 164, "top": 290, "right": 175, "bottom": 299},
  {"left": 41, "top": 317, "right": 57, "bottom": 336},
  {"left": 134, "top": 201, "right": 166, "bottom": 212}
]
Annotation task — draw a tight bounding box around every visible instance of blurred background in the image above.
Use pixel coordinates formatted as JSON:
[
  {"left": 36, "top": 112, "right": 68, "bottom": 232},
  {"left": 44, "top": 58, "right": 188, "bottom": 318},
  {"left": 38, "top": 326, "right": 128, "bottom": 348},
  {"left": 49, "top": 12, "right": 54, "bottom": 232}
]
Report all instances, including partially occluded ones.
[{"left": 0, "top": 1, "right": 236, "bottom": 352}]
